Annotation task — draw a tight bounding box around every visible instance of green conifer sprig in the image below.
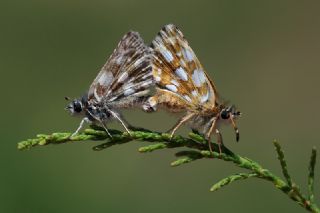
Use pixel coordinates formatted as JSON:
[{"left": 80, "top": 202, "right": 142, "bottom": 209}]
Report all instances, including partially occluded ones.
[{"left": 17, "top": 127, "right": 319, "bottom": 212}]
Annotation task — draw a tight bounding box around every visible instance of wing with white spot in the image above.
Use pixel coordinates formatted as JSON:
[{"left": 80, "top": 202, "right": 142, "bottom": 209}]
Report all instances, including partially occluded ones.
[
  {"left": 88, "top": 32, "right": 153, "bottom": 104},
  {"left": 106, "top": 45, "right": 153, "bottom": 104},
  {"left": 151, "top": 24, "right": 217, "bottom": 110}
]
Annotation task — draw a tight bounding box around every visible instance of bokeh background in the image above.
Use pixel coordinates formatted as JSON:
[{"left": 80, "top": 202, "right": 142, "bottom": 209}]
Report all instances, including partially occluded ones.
[{"left": 1, "top": 0, "right": 320, "bottom": 212}]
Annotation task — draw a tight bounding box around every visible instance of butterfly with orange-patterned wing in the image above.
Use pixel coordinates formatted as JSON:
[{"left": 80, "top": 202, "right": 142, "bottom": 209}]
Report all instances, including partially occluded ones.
[
  {"left": 66, "top": 31, "right": 153, "bottom": 137},
  {"left": 143, "top": 24, "right": 241, "bottom": 152}
]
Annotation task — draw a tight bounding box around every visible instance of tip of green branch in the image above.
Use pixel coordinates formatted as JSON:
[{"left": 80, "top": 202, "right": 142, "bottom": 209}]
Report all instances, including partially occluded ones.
[
  {"left": 138, "top": 143, "right": 167, "bottom": 152},
  {"left": 171, "top": 157, "right": 194, "bottom": 167},
  {"left": 308, "top": 146, "right": 317, "bottom": 202},
  {"left": 272, "top": 139, "right": 293, "bottom": 187},
  {"left": 210, "top": 172, "right": 258, "bottom": 192}
]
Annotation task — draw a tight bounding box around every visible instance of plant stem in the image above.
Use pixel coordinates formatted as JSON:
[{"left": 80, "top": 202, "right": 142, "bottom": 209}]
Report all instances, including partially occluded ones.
[{"left": 17, "top": 128, "right": 319, "bottom": 212}]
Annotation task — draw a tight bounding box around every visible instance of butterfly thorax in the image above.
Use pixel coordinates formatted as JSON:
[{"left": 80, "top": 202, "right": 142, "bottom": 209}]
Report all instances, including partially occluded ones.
[
  {"left": 66, "top": 96, "right": 112, "bottom": 123},
  {"left": 196, "top": 102, "right": 240, "bottom": 121},
  {"left": 188, "top": 103, "right": 240, "bottom": 135},
  {"left": 196, "top": 103, "right": 220, "bottom": 116},
  {"left": 86, "top": 102, "right": 112, "bottom": 122}
]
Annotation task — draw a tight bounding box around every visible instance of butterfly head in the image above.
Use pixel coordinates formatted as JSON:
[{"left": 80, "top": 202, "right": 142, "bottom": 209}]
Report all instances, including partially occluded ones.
[
  {"left": 220, "top": 105, "right": 241, "bottom": 120},
  {"left": 65, "top": 96, "right": 87, "bottom": 116},
  {"left": 219, "top": 105, "right": 241, "bottom": 142}
]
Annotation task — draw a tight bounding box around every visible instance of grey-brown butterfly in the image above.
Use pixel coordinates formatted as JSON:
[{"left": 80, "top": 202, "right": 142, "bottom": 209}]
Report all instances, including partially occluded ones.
[{"left": 66, "top": 31, "right": 153, "bottom": 137}]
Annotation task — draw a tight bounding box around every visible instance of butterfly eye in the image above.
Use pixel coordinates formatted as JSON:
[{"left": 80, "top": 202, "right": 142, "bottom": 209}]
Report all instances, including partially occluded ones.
[
  {"left": 73, "top": 101, "right": 83, "bottom": 113},
  {"left": 234, "top": 111, "right": 241, "bottom": 116},
  {"left": 220, "top": 109, "right": 230, "bottom": 119}
]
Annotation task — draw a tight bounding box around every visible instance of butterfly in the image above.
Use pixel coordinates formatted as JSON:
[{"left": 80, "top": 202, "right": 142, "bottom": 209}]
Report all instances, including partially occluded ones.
[
  {"left": 143, "top": 24, "right": 241, "bottom": 152},
  {"left": 66, "top": 31, "right": 153, "bottom": 137}
]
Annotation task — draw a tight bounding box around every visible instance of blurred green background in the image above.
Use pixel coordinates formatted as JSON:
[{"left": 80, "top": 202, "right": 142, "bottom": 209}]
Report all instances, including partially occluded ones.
[{"left": 1, "top": 0, "right": 320, "bottom": 212}]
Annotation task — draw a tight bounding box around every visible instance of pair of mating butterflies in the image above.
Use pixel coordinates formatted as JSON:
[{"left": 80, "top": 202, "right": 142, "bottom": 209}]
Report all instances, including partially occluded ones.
[{"left": 66, "top": 24, "right": 241, "bottom": 152}]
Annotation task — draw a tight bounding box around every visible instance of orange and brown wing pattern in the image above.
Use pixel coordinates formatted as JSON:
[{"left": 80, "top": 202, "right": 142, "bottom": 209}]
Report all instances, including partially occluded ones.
[{"left": 151, "top": 24, "right": 217, "bottom": 111}]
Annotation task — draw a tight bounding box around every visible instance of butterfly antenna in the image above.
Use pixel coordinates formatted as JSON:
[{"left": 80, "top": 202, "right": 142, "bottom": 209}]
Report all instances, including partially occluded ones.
[{"left": 229, "top": 114, "right": 239, "bottom": 142}]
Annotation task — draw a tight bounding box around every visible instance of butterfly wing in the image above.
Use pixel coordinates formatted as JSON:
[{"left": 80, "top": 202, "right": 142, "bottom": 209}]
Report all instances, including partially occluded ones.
[
  {"left": 88, "top": 31, "right": 152, "bottom": 105},
  {"left": 151, "top": 24, "right": 217, "bottom": 111},
  {"left": 106, "top": 47, "right": 153, "bottom": 105}
]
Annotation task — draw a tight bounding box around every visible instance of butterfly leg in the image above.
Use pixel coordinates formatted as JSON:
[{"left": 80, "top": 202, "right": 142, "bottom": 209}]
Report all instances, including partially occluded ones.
[
  {"left": 206, "top": 117, "right": 217, "bottom": 153},
  {"left": 108, "top": 109, "right": 132, "bottom": 136},
  {"left": 85, "top": 109, "right": 113, "bottom": 138},
  {"left": 229, "top": 114, "right": 239, "bottom": 142},
  {"left": 206, "top": 116, "right": 223, "bottom": 154},
  {"left": 168, "top": 113, "right": 195, "bottom": 139},
  {"left": 99, "top": 121, "right": 113, "bottom": 138},
  {"left": 215, "top": 129, "right": 223, "bottom": 153},
  {"left": 71, "top": 117, "right": 90, "bottom": 137}
]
